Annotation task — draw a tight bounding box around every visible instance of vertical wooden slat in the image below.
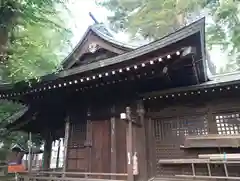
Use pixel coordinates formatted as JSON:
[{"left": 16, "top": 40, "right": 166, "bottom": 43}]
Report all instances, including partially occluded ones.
[
  {"left": 111, "top": 106, "right": 117, "bottom": 179},
  {"left": 28, "top": 132, "right": 32, "bottom": 173},
  {"left": 63, "top": 117, "right": 70, "bottom": 175},
  {"left": 91, "top": 120, "right": 111, "bottom": 178},
  {"left": 87, "top": 109, "right": 92, "bottom": 173},
  {"left": 207, "top": 106, "right": 218, "bottom": 134},
  {"left": 43, "top": 131, "right": 53, "bottom": 170},
  {"left": 150, "top": 118, "right": 156, "bottom": 177},
  {"left": 135, "top": 101, "right": 148, "bottom": 181},
  {"left": 126, "top": 107, "right": 134, "bottom": 181},
  {"left": 116, "top": 115, "right": 127, "bottom": 176}
]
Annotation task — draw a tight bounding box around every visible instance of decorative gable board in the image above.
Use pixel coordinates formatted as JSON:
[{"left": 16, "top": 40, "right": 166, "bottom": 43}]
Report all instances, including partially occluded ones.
[
  {"left": 71, "top": 48, "right": 118, "bottom": 68},
  {"left": 62, "top": 26, "right": 133, "bottom": 70}
]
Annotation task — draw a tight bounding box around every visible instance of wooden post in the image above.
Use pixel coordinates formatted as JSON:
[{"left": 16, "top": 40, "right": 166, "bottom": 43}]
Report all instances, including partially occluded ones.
[
  {"left": 136, "top": 101, "right": 148, "bottom": 181},
  {"left": 126, "top": 107, "right": 134, "bottom": 181},
  {"left": 207, "top": 106, "right": 218, "bottom": 134},
  {"left": 27, "top": 132, "right": 32, "bottom": 173},
  {"left": 62, "top": 117, "right": 70, "bottom": 176},
  {"left": 147, "top": 117, "right": 156, "bottom": 178},
  {"left": 111, "top": 106, "right": 117, "bottom": 179},
  {"left": 43, "top": 132, "right": 53, "bottom": 170},
  {"left": 86, "top": 109, "right": 92, "bottom": 172}
]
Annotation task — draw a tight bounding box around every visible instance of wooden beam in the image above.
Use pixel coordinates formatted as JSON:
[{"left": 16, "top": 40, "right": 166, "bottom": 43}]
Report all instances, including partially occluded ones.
[
  {"left": 110, "top": 106, "right": 117, "bottom": 179},
  {"left": 62, "top": 117, "right": 70, "bottom": 175}
]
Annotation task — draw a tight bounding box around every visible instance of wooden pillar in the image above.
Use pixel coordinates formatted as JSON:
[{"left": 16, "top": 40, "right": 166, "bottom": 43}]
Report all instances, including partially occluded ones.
[
  {"left": 43, "top": 132, "right": 53, "bottom": 170},
  {"left": 126, "top": 107, "right": 134, "bottom": 181},
  {"left": 27, "top": 132, "right": 32, "bottom": 173},
  {"left": 86, "top": 109, "right": 92, "bottom": 172},
  {"left": 148, "top": 118, "right": 156, "bottom": 178},
  {"left": 207, "top": 106, "right": 218, "bottom": 134},
  {"left": 62, "top": 117, "right": 70, "bottom": 174},
  {"left": 111, "top": 106, "right": 117, "bottom": 179},
  {"left": 135, "top": 101, "right": 148, "bottom": 181}
]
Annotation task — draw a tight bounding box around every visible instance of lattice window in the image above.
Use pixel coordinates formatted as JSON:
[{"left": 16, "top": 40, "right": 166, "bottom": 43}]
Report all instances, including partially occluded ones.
[
  {"left": 215, "top": 113, "right": 240, "bottom": 135},
  {"left": 187, "top": 116, "right": 208, "bottom": 136},
  {"left": 69, "top": 120, "right": 87, "bottom": 147},
  {"left": 174, "top": 119, "right": 189, "bottom": 137},
  {"left": 154, "top": 115, "right": 208, "bottom": 140}
]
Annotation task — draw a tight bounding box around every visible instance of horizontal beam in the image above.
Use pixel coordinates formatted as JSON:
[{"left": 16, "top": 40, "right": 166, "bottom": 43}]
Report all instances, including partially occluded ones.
[
  {"left": 21, "top": 176, "right": 126, "bottom": 181},
  {"left": 20, "top": 171, "right": 128, "bottom": 176},
  {"left": 158, "top": 159, "right": 240, "bottom": 164},
  {"left": 176, "top": 175, "right": 240, "bottom": 180}
]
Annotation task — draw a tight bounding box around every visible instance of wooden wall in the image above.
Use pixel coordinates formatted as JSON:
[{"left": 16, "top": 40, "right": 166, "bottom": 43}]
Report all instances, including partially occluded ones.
[
  {"left": 65, "top": 107, "right": 128, "bottom": 178},
  {"left": 90, "top": 120, "right": 110, "bottom": 177},
  {"left": 116, "top": 119, "right": 127, "bottom": 174},
  {"left": 145, "top": 96, "right": 240, "bottom": 177}
]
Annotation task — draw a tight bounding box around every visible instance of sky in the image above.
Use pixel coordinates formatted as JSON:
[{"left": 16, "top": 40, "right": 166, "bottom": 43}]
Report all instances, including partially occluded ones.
[
  {"left": 66, "top": 0, "right": 129, "bottom": 45},
  {"left": 65, "top": 0, "right": 228, "bottom": 74}
]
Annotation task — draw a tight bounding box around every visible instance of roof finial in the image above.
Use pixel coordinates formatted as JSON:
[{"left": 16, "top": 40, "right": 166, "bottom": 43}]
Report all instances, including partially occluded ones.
[{"left": 89, "top": 12, "right": 99, "bottom": 24}]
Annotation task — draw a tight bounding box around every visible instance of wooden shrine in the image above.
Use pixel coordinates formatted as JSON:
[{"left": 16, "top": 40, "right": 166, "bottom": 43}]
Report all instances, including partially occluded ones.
[{"left": 2, "top": 18, "right": 240, "bottom": 180}]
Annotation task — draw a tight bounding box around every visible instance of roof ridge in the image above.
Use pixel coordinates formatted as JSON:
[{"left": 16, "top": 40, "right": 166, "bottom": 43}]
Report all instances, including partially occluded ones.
[{"left": 90, "top": 23, "right": 137, "bottom": 49}]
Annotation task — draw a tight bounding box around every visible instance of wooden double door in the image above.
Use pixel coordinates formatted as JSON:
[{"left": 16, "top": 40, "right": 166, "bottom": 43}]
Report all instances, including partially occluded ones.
[{"left": 67, "top": 120, "right": 111, "bottom": 176}]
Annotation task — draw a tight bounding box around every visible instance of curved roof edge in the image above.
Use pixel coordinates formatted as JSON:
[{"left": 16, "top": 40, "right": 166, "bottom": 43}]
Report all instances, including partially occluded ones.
[
  {"left": 51, "top": 18, "right": 206, "bottom": 80},
  {"left": 61, "top": 23, "right": 137, "bottom": 69},
  {"left": 0, "top": 18, "right": 207, "bottom": 95}
]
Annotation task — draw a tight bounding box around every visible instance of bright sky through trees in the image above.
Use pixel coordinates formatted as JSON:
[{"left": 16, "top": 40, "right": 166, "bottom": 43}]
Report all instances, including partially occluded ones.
[{"left": 67, "top": 0, "right": 229, "bottom": 74}]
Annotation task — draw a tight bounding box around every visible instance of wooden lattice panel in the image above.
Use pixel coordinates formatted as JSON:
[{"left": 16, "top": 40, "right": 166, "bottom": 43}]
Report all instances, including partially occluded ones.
[
  {"left": 215, "top": 113, "right": 240, "bottom": 135},
  {"left": 69, "top": 121, "right": 87, "bottom": 147},
  {"left": 67, "top": 121, "right": 89, "bottom": 172},
  {"left": 153, "top": 114, "right": 208, "bottom": 176},
  {"left": 154, "top": 115, "right": 208, "bottom": 141}
]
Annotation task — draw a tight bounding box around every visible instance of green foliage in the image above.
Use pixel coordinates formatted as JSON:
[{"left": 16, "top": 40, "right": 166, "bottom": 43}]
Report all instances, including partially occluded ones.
[
  {"left": 0, "top": 0, "right": 73, "bottom": 160},
  {"left": 0, "top": 101, "right": 43, "bottom": 161},
  {"left": 98, "top": 0, "right": 210, "bottom": 39},
  {"left": 99, "top": 0, "right": 240, "bottom": 73},
  {"left": 207, "top": 0, "right": 240, "bottom": 71},
  {"left": 0, "top": 0, "right": 72, "bottom": 82}
]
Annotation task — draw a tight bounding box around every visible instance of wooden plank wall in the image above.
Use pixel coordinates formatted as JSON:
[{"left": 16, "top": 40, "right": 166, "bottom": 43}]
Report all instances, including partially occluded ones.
[
  {"left": 90, "top": 120, "right": 111, "bottom": 178},
  {"left": 116, "top": 119, "right": 127, "bottom": 177},
  {"left": 145, "top": 97, "right": 240, "bottom": 177}
]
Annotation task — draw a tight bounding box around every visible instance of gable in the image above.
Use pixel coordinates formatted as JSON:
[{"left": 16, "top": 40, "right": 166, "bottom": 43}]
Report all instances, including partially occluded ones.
[
  {"left": 71, "top": 48, "right": 118, "bottom": 68},
  {"left": 62, "top": 25, "right": 134, "bottom": 70}
]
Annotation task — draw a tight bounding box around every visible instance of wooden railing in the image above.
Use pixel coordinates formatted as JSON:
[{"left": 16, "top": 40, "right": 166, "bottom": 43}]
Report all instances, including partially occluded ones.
[
  {"left": 159, "top": 158, "right": 240, "bottom": 180},
  {"left": 17, "top": 171, "right": 128, "bottom": 181}
]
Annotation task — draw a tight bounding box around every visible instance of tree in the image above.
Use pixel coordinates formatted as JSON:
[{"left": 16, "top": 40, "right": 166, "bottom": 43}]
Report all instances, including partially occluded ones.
[
  {"left": 0, "top": 0, "right": 73, "bottom": 161},
  {"left": 0, "top": 0, "right": 72, "bottom": 82},
  {"left": 98, "top": 0, "right": 240, "bottom": 73}
]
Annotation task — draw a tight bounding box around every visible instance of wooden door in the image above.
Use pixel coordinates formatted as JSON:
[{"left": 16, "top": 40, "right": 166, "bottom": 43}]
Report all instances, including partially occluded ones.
[
  {"left": 67, "top": 121, "right": 89, "bottom": 172},
  {"left": 90, "top": 120, "right": 110, "bottom": 179}
]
